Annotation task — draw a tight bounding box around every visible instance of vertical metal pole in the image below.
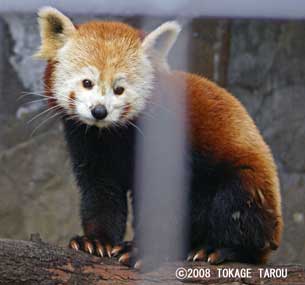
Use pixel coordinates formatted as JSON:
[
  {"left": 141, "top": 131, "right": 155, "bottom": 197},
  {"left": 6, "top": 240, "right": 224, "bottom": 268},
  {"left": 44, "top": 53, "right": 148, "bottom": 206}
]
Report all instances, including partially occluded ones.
[{"left": 135, "top": 18, "right": 190, "bottom": 270}]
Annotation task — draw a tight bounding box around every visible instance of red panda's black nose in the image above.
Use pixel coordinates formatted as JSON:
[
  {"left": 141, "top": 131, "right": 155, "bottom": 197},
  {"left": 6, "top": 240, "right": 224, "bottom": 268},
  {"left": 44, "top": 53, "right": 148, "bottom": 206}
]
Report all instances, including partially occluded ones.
[{"left": 91, "top": 105, "right": 108, "bottom": 120}]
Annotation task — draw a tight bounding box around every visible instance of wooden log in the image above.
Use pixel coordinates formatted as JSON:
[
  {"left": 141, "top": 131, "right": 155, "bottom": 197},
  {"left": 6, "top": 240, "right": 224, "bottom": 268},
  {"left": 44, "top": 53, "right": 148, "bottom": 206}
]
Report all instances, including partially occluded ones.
[{"left": 0, "top": 236, "right": 304, "bottom": 284}]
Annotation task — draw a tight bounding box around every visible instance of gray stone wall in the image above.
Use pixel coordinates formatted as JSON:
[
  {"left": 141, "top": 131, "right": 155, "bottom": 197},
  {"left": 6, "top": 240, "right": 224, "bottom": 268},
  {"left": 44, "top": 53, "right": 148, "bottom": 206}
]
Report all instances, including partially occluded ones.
[
  {"left": 0, "top": 15, "right": 80, "bottom": 245},
  {"left": 228, "top": 20, "right": 305, "bottom": 263},
  {"left": 0, "top": 14, "right": 304, "bottom": 264}
]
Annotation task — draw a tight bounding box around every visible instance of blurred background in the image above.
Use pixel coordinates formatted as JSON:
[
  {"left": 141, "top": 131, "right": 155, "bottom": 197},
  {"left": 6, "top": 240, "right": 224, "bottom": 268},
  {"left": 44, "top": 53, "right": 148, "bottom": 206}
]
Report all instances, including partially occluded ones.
[{"left": 0, "top": 1, "right": 304, "bottom": 265}]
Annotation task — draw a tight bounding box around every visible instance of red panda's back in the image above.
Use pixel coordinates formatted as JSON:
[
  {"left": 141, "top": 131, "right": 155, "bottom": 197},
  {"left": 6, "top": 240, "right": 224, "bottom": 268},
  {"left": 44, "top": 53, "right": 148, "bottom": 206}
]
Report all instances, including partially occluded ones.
[{"left": 177, "top": 71, "right": 282, "bottom": 246}]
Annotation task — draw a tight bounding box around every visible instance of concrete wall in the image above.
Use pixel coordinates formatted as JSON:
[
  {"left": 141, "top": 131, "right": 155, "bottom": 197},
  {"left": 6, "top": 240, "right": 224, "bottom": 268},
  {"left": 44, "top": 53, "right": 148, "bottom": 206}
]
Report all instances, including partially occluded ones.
[{"left": 0, "top": 14, "right": 304, "bottom": 264}]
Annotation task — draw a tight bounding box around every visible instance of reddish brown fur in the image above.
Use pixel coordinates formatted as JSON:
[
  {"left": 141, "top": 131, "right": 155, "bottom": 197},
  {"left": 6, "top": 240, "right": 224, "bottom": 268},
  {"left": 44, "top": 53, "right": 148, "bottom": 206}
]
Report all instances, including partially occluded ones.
[
  {"left": 169, "top": 71, "right": 283, "bottom": 260},
  {"left": 44, "top": 60, "right": 57, "bottom": 107},
  {"left": 65, "top": 21, "right": 142, "bottom": 84},
  {"left": 69, "top": 91, "right": 76, "bottom": 110},
  {"left": 120, "top": 105, "right": 132, "bottom": 120}
]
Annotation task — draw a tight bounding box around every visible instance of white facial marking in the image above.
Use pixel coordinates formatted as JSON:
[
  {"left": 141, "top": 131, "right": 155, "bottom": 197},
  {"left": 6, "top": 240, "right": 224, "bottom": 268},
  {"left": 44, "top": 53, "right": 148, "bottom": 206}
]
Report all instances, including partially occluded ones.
[{"left": 53, "top": 50, "right": 154, "bottom": 128}]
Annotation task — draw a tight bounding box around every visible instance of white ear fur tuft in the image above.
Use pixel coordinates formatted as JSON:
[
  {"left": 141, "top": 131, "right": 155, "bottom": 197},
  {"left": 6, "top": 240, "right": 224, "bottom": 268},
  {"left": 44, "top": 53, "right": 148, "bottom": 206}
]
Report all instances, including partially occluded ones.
[
  {"left": 142, "top": 21, "right": 181, "bottom": 60},
  {"left": 35, "top": 6, "right": 76, "bottom": 60}
]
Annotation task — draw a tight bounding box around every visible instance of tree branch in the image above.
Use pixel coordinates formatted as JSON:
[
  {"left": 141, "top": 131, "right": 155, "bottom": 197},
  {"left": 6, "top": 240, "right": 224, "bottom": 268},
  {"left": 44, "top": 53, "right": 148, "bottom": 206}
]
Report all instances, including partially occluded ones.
[{"left": 0, "top": 237, "right": 303, "bottom": 284}]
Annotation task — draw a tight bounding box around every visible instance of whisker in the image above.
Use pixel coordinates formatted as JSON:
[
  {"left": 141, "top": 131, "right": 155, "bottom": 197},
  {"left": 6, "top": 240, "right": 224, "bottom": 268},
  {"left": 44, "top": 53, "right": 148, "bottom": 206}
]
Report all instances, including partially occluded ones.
[
  {"left": 28, "top": 104, "right": 62, "bottom": 124},
  {"left": 85, "top": 125, "right": 90, "bottom": 135},
  {"left": 22, "top": 98, "right": 52, "bottom": 105},
  {"left": 19, "top": 92, "right": 77, "bottom": 105},
  {"left": 20, "top": 90, "right": 48, "bottom": 96},
  {"left": 108, "top": 122, "right": 123, "bottom": 137},
  {"left": 20, "top": 90, "right": 46, "bottom": 95},
  {"left": 18, "top": 93, "right": 52, "bottom": 101},
  {"left": 127, "top": 120, "right": 144, "bottom": 137},
  {"left": 31, "top": 110, "right": 64, "bottom": 137}
]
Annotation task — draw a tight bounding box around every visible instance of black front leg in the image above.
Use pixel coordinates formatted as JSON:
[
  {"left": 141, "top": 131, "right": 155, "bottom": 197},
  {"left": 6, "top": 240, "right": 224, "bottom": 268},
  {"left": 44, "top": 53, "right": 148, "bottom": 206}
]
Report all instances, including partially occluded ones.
[
  {"left": 81, "top": 181, "right": 127, "bottom": 244},
  {"left": 69, "top": 180, "right": 128, "bottom": 257},
  {"left": 63, "top": 119, "right": 135, "bottom": 258}
]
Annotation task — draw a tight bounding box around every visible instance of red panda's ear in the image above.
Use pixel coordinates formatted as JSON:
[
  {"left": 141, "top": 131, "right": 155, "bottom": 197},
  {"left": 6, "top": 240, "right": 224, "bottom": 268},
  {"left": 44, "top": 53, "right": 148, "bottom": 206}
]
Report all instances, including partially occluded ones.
[
  {"left": 34, "top": 7, "right": 76, "bottom": 60},
  {"left": 142, "top": 21, "right": 181, "bottom": 63}
]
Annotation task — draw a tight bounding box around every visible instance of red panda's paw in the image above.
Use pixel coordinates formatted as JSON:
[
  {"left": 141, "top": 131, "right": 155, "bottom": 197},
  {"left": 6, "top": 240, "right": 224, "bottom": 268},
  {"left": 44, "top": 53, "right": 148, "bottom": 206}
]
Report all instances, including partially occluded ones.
[
  {"left": 69, "top": 235, "right": 113, "bottom": 258},
  {"left": 118, "top": 251, "right": 142, "bottom": 270},
  {"left": 112, "top": 241, "right": 143, "bottom": 270},
  {"left": 189, "top": 248, "right": 241, "bottom": 265},
  {"left": 206, "top": 250, "right": 226, "bottom": 264},
  {"left": 111, "top": 241, "right": 135, "bottom": 257},
  {"left": 113, "top": 241, "right": 142, "bottom": 269},
  {"left": 187, "top": 245, "right": 214, "bottom": 262}
]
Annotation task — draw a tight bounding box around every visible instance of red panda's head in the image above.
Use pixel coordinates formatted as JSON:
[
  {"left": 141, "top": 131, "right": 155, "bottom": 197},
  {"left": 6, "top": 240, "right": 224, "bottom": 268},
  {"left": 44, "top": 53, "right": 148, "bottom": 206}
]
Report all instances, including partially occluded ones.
[{"left": 36, "top": 7, "right": 181, "bottom": 128}]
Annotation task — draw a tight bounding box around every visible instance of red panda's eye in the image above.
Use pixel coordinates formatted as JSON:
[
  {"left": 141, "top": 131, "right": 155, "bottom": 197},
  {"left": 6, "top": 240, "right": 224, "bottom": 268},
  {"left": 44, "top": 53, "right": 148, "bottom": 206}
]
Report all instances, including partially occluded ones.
[
  {"left": 82, "top": 79, "right": 93, "bottom": 89},
  {"left": 114, "top": 86, "right": 125, "bottom": 95}
]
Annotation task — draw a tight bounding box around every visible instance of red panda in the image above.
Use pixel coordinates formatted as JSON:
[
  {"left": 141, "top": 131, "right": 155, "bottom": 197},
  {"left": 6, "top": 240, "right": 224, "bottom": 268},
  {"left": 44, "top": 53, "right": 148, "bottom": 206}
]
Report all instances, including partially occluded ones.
[{"left": 36, "top": 7, "right": 283, "bottom": 267}]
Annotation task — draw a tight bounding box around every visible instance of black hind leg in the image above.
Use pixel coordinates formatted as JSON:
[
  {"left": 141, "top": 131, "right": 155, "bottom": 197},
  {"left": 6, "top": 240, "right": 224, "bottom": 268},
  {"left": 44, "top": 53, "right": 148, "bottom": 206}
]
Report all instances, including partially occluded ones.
[
  {"left": 187, "top": 188, "right": 215, "bottom": 262},
  {"left": 206, "top": 176, "right": 272, "bottom": 264}
]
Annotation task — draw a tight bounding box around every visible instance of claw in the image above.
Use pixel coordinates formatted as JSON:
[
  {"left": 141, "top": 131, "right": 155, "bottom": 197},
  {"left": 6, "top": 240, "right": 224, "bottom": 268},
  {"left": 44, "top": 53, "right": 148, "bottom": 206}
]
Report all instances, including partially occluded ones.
[
  {"left": 193, "top": 249, "right": 206, "bottom": 261},
  {"left": 134, "top": 260, "right": 142, "bottom": 270},
  {"left": 186, "top": 253, "right": 194, "bottom": 261},
  {"left": 193, "top": 253, "right": 199, "bottom": 261},
  {"left": 111, "top": 245, "right": 122, "bottom": 257},
  {"left": 119, "top": 253, "right": 130, "bottom": 265},
  {"left": 94, "top": 240, "right": 104, "bottom": 257},
  {"left": 106, "top": 244, "right": 112, "bottom": 258},
  {"left": 84, "top": 241, "right": 94, "bottom": 254},
  {"left": 70, "top": 240, "right": 79, "bottom": 251},
  {"left": 98, "top": 247, "right": 104, "bottom": 257},
  {"left": 207, "top": 251, "right": 223, "bottom": 264}
]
